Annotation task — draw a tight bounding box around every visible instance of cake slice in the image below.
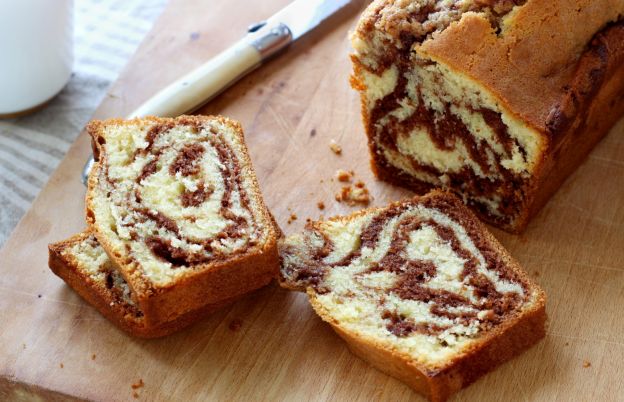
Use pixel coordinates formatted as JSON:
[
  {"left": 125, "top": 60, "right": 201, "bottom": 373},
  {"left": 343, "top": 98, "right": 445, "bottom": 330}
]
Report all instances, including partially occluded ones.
[
  {"left": 48, "top": 232, "right": 233, "bottom": 338},
  {"left": 279, "top": 191, "right": 546, "bottom": 402},
  {"left": 85, "top": 115, "right": 279, "bottom": 327},
  {"left": 350, "top": 0, "right": 624, "bottom": 232}
]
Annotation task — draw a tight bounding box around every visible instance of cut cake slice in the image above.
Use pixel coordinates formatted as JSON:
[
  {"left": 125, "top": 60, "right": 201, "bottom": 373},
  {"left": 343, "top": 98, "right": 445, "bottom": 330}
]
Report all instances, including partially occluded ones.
[
  {"left": 279, "top": 191, "right": 546, "bottom": 402},
  {"left": 85, "top": 115, "right": 279, "bottom": 327}
]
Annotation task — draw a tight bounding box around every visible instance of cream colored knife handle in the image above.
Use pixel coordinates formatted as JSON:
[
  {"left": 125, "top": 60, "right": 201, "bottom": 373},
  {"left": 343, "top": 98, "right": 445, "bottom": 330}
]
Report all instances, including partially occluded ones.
[
  {"left": 129, "top": 22, "right": 292, "bottom": 118},
  {"left": 129, "top": 40, "right": 260, "bottom": 118}
]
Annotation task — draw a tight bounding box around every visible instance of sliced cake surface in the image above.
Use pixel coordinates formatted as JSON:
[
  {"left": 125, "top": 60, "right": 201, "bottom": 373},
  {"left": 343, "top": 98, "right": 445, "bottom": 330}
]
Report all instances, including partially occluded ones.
[
  {"left": 351, "top": 0, "right": 624, "bottom": 232},
  {"left": 86, "top": 115, "right": 279, "bottom": 326},
  {"left": 280, "top": 192, "right": 546, "bottom": 401}
]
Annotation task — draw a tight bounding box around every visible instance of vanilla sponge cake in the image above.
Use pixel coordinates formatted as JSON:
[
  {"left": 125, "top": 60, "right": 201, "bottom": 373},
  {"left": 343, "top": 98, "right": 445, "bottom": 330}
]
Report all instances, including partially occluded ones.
[
  {"left": 48, "top": 232, "right": 234, "bottom": 338},
  {"left": 351, "top": 0, "right": 624, "bottom": 232},
  {"left": 86, "top": 115, "right": 279, "bottom": 327},
  {"left": 280, "top": 192, "right": 546, "bottom": 402}
]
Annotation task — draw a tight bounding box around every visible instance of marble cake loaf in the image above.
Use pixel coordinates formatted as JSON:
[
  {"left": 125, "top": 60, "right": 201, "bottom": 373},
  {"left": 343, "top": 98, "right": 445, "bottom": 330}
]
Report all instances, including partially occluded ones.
[
  {"left": 85, "top": 115, "right": 279, "bottom": 328},
  {"left": 351, "top": 0, "right": 624, "bottom": 232},
  {"left": 279, "top": 191, "right": 546, "bottom": 402},
  {"left": 48, "top": 232, "right": 234, "bottom": 338}
]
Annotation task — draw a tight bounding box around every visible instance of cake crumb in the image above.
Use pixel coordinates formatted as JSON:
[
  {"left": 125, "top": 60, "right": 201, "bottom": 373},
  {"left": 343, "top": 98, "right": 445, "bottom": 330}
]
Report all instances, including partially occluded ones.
[
  {"left": 131, "top": 379, "right": 144, "bottom": 390},
  {"left": 131, "top": 378, "right": 143, "bottom": 400},
  {"left": 583, "top": 360, "right": 591, "bottom": 368},
  {"left": 287, "top": 213, "right": 298, "bottom": 224},
  {"left": 59, "top": 363, "right": 64, "bottom": 369},
  {"left": 329, "top": 140, "right": 342, "bottom": 155},
  {"left": 336, "top": 169, "right": 353, "bottom": 182},
  {"left": 317, "top": 201, "right": 325, "bottom": 210},
  {"left": 335, "top": 181, "right": 372, "bottom": 206},
  {"left": 228, "top": 319, "right": 243, "bottom": 332},
  {"left": 306, "top": 218, "right": 312, "bottom": 224},
  {"left": 91, "top": 354, "right": 97, "bottom": 360},
  {"left": 310, "top": 128, "right": 317, "bottom": 137}
]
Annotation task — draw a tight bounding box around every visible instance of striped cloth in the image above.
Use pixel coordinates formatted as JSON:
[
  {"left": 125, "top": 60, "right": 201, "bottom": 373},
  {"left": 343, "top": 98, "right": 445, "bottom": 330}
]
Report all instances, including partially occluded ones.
[{"left": 0, "top": 0, "right": 166, "bottom": 247}]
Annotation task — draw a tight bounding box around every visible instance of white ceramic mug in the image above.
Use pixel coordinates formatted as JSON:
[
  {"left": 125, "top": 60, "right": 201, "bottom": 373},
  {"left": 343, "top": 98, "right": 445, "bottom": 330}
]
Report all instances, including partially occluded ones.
[{"left": 0, "top": 0, "right": 73, "bottom": 117}]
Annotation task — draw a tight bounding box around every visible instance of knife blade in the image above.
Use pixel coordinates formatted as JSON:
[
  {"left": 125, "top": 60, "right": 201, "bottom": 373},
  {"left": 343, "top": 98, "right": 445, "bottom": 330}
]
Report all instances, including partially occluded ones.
[
  {"left": 81, "top": 0, "right": 356, "bottom": 185},
  {"left": 260, "top": 0, "right": 353, "bottom": 41}
]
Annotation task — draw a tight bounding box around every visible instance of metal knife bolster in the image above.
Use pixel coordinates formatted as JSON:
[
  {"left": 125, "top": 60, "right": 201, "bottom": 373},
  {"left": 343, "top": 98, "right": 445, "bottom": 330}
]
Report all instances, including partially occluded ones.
[{"left": 248, "top": 22, "right": 293, "bottom": 60}]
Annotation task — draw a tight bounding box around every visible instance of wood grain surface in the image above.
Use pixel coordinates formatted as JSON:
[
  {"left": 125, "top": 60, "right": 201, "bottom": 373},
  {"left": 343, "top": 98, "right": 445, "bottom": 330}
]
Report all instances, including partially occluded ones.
[{"left": 1, "top": 0, "right": 623, "bottom": 401}]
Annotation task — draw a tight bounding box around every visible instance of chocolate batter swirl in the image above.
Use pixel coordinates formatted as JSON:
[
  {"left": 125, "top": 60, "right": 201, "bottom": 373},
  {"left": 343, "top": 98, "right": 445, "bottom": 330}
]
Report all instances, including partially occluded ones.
[
  {"left": 280, "top": 196, "right": 529, "bottom": 341},
  {"left": 365, "top": 52, "right": 531, "bottom": 227},
  {"left": 96, "top": 118, "right": 260, "bottom": 268}
]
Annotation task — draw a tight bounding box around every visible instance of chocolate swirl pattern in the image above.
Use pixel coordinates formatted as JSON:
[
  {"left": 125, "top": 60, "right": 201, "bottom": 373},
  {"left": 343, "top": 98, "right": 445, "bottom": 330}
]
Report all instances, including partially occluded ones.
[
  {"left": 88, "top": 116, "right": 268, "bottom": 281},
  {"left": 85, "top": 116, "right": 279, "bottom": 326},
  {"left": 280, "top": 192, "right": 544, "bottom": 365}
]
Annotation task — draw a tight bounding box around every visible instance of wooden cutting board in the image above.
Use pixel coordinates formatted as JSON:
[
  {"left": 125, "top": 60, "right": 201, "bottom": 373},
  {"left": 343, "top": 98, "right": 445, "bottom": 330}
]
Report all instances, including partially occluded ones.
[{"left": 1, "top": 0, "right": 623, "bottom": 400}]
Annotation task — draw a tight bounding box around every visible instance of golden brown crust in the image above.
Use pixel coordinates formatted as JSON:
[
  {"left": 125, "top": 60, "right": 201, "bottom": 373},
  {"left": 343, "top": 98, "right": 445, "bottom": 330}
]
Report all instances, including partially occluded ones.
[
  {"left": 137, "top": 245, "right": 278, "bottom": 326},
  {"left": 525, "top": 21, "right": 624, "bottom": 224},
  {"left": 84, "top": 115, "right": 280, "bottom": 327},
  {"left": 48, "top": 232, "right": 240, "bottom": 338},
  {"left": 415, "top": 0, "right": 623, "bottom": 132}
]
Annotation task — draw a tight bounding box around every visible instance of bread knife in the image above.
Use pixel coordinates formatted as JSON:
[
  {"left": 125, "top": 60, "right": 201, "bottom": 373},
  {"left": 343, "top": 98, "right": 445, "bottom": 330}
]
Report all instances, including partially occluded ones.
[{"left": 81, "top": 0, "right": 356, "bottom": 185}]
